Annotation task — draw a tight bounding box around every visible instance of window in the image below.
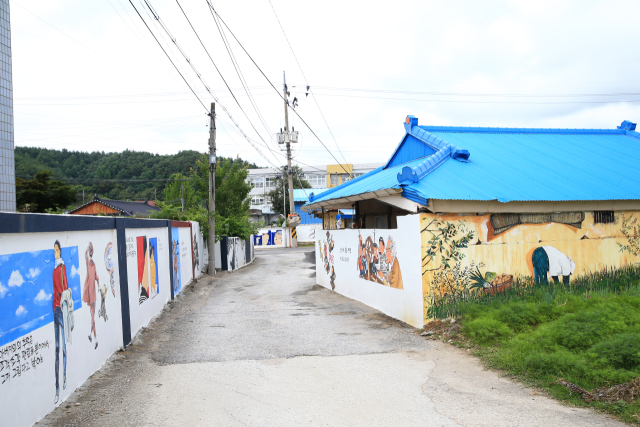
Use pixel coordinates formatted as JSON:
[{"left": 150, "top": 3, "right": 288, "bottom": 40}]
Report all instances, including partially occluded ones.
[
  {"left": 330, "top": 174, "right": 339, "bottom": 186},
  {"left": 251, "top": 178, "right": 264, "bottom": 189},
  {"left": 594, "top": 211, "right": 614, "bottom": 224},
  {"left": 305, "top": 174, "right": 325, "bottom": 187},
  {"left": 265, "top": 177, "right": 277, "bottom": 188},
  {"left": 342, "top": 174, "right": 351, "bottom": 183},
  {"left": 251, "top": 196, "right": 265, "bottom": 205},
  {"left": 353, "top": 173, "right": 364, "bottom": 178}
]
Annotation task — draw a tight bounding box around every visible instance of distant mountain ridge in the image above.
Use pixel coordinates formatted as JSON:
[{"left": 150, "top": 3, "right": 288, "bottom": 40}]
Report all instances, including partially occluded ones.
[{"left": 15, "top": 147, "right": 259, "bottom": 202}]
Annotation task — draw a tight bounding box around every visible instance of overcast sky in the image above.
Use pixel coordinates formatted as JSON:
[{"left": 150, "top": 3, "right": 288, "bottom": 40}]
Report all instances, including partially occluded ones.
[{"left": 11, "top": 0, "right": 640, "bottom": 169}]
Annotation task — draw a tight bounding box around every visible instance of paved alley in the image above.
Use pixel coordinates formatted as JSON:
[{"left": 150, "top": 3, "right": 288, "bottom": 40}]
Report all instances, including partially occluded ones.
[{"left": 38, "top": 248, "right": 626, "bottom": 427}]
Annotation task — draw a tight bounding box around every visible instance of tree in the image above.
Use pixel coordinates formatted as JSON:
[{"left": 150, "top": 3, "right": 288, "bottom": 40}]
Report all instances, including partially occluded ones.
[
  {"left": 266, "top": 166, "right": 311, "bottom": 217},
  {"left": 152, "top": 154, "right": 258, "bottom": 241},
  {"left": 162, "top": 173, "right": 197, "bottom": 210},
  {"left": 16, "top": 171, "right": 77, "bottom": 212}
]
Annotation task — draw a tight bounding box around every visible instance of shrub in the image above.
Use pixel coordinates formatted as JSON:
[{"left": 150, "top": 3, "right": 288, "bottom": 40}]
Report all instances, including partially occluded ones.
[
  {"left": 588, "top": 333, "right": 640, "bottom": 371},
  {"left": 463, "top": 317, "right": 512, "bottom": 345}
]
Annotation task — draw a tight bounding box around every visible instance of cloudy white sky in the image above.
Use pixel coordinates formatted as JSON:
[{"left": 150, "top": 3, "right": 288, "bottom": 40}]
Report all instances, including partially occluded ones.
[{"left": 11, "top": 0, "right": 640, "bottom": 169}]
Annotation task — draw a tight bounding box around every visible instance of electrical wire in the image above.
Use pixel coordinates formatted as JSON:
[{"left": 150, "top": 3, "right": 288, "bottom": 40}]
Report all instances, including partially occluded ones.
[
  {"left": 127, "top": 0, "right": 209, "bottom": 113},
  {"left": 133, "top": 0, "right": 280, "bottom": 168},
  {"left": 206, "top": 2, "right": 353, "bottom": 178},
  {"left": 267, "top": 0, "right": 350, "bottom": 171},
  {"left": 174, "top": 0, "right": 281, "bottom": 165}
]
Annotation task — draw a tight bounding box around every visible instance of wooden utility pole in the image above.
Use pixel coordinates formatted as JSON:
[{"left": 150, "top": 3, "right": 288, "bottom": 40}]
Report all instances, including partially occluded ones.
[
  {"left": 283, "top": 71, "right": 297, "bottom": 247},
  {"left": 208, "top": 103, "right": 216, "bottom": 275}
]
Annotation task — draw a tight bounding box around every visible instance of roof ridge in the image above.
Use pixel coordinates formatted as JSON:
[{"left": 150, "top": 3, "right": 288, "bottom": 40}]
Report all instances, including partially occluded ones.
[{"left": 419, "top": 125, "right": 626, "bottom": 135}]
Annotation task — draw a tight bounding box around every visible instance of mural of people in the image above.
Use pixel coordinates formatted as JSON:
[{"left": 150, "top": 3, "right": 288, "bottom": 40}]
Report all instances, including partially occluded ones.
[
  {"left": 137, "top": 236, "right": 151, "bottom": 304},
  {"left": 386, "top": 237, "right": 403, "bottom": 289},
  {"left": 532, "top": 246, "right": 575, "bottom": 284},
  {"left": 53, "top": 240, "right": 70, "bottom": 404},
  {"left": 330, "top": 266, "right": 336, "bottom": 290},
  {"left": 82, "top": 243, "right": 100, "bottom": 349},
  {"left": 377, "top": 237, "right": 389, "bottom": 284},
  {"left": 149, "top": 238, "right": 159, "bottom": 298},
  {"left": 104, "top": 242, "right": 116, "bottom": 297},
  {"left": 357, "top": 235, "right": 367, "bottom": 278},
  {"left": 172, "top": 229, "right": 181, "bottom": 294}
]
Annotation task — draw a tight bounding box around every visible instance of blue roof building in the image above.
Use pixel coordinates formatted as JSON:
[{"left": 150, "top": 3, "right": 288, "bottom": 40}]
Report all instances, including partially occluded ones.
[{"left": 304, "top": 116, "right": 640, "bottom": 229}]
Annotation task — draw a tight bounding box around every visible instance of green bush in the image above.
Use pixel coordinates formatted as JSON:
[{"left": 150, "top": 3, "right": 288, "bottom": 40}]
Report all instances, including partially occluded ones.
[
  {"left": 588, "top": 333, "right": 640, "bottom": 370},
  {"left": 463, "top": 317, "right": 512, "bottom": 345}
]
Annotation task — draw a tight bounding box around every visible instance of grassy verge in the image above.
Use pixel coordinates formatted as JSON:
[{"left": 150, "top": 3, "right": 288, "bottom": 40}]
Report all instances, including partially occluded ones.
[{"left": 427, "top": 265, "right": 640, "bottom": 424}]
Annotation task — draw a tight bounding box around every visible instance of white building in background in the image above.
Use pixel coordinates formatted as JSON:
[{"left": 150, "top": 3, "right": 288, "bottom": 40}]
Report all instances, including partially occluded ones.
[
  {"left": 0, "top": 0, "right": 13, "bottom": 212},
  {"left": 246, "top": 162, "right": 383, "bottom": 223}
]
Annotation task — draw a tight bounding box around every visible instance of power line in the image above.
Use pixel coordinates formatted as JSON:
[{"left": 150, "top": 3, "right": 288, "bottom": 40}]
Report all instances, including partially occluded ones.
[
  {"left": 138, "top": 0, "right": 280, "bottom": 169},
  {"left": 267, "top": 0, "right": 350, "bottom": 170},
  {"left": 206, "top": 2, "right": 353, "bottom": 177},
  {"left": 127, "top": 0, "right": 209, "bottom": 113},
  {"left": 174, "top": 0, "right": 280, "bottom": 166}
]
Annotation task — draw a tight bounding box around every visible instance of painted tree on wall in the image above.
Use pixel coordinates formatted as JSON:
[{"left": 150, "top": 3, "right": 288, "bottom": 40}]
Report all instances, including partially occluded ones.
[
  {"left": 618, "top": 213, "right": 640, "bottom": 256},
  {"left": 422, "top": 218, "right": 475, "bottom": 272}
]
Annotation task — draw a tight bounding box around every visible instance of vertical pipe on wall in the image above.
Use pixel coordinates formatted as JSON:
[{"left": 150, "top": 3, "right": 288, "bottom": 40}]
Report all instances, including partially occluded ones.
[{"left": 115, "top": 218, "right": 132, "bottom": 347}]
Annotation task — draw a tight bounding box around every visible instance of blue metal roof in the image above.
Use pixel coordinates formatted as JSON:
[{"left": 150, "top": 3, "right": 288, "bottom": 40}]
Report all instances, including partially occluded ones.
[
  {"left": 293, "top": 188, "right": 328, "bottom": 202},
  {"left": 305, "top": 117, "right": 640, "bottom": 208}
]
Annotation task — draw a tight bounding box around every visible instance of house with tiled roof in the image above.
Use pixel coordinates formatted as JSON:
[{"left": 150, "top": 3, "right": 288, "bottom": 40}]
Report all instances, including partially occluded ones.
[
  {"left": 306, "top": 116, "right": 640, "bottom": 328},
  {"left": 69, "top": 195, "right": 160, "bottom": 217}
]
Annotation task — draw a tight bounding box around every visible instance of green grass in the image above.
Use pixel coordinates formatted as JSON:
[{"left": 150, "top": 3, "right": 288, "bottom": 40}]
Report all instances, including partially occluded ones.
[{"left": 434, "top": 265, "right": 640, "bottom": 423}]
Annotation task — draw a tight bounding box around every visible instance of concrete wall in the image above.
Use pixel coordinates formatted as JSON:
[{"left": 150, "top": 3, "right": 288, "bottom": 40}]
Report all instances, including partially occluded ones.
[
  {"left": 315, "top": 215, "right": 423, "bottom": 327},
  {"left": 221, "top": 237, "right": 254, "bottom": 272},
  {"left": 0, "top": 214, "right": 205, "bottom": 427},
  {"left": 254, "top": 227, "right": 287, "bottom": 248},
  {"left": 420, "top": 210, "right": 640, "bottom": 324},
  {"left": 296, "top": 224, "right": 322, "bottom": 243}
]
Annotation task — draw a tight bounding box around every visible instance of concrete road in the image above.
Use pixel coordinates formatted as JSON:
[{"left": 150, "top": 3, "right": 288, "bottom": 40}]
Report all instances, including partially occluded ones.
[{"left": 38, "top": 249, "right": 625, "bottom": 427}]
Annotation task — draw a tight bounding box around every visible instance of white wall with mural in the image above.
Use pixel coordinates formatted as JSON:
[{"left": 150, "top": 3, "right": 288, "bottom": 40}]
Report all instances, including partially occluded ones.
[
  {"left": 0, "top": 229, "right": 123, "bottom": 427},
  {"left": 125, "top": 227, "right": 171, "bottom": 340},
  {"left": 223, "top": 237, "right": 254, "bottom": 271},
  {"left": 296, "top": 224, "right": 322, "bottom": 243},
  {"left": 315, "top": 215, "right": 423, "bottom": 327},
  {"left": 171, "top": 226, "right": 194, "bottom": 296},
  {"left": 253, "top": 227, "right": 288, "bottom": 248}
]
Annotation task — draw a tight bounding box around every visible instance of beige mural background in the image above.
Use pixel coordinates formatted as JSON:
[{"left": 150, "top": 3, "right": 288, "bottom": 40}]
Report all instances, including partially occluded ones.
[{"left": 420, "top": 211, "right": 640, "bottom": 324}]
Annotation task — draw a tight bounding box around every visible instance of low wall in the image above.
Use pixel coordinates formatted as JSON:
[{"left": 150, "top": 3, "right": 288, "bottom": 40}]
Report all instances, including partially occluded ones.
[
  {"left": 220, "top": 237, "right": 254, "bottom": 271},
  {"left": 0, "top": 213, "right": 203, "bottom": 427},
  {"left": 315, "top": 215, "right": 423, "bottom": 328},
  {"left": 296, "top": 224, "right": 322, "bottom": 243},
  {"left": 254, "top": 227, "right": 286, "bottom": 248}
]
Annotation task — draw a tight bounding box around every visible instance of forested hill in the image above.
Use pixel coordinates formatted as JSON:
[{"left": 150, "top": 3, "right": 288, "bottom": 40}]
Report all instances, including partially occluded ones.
[{"left": 16, "top": 147, "right": 259, "bottom": 202}]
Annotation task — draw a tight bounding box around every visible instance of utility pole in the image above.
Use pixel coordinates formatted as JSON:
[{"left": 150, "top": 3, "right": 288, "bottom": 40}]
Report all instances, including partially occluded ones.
[
  {"left": 208, "top": 103, "right": 216, "bottom": 275},
  {"left": 283, "top": 71, "right": 297, "bottom": 247},
  {"left": 181, "top": 184, "right": 185, "bottom": 212}
]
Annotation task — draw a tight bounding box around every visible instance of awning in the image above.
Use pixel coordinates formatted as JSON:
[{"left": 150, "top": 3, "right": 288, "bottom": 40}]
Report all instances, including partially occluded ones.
[{"left": 337, "top": 209, "right": 355, "bottom": 219}]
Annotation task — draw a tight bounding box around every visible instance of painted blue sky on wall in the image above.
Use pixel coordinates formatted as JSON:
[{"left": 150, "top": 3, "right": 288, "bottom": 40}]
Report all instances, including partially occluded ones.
[{"left": 0, "top": 246, "right": 81, "bottom": 347}]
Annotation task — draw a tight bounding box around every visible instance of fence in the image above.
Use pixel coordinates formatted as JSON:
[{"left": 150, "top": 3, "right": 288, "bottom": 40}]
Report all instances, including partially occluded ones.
[
  {"left": 0, "top": 213, "right": 206, "bottom": 427},
  {"left": 220, "top": 237, "right": 254, "bottom": 271}
]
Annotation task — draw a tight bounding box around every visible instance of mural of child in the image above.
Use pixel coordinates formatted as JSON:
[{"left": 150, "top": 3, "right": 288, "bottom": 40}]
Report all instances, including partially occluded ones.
[
  {"left": 52, "top": 240, "right": 70, "bottom": 404},
  {"left": 82, "top": 243, "right": 100, "bottom": 350},
  {"left": 532, "top": 246, "right": 575, "bottom": 284},
  {"left": 330, "top": 266, "right": 336, "bottom": 290},
  {"left": 386, "top": 237, "right": 403, "bottom": 290}
]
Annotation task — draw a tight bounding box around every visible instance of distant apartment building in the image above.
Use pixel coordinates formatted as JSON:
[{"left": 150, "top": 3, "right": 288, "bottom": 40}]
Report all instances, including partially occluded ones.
[
  {"left": 0, "top": 0, "right": 13, "bottom": 212},
  {"left": 246, "top": 163, "right": 383, "bottom": 223}
]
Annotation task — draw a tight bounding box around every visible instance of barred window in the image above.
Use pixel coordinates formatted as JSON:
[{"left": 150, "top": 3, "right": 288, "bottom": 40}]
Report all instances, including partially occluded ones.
[{"left": 594, "top": 211, "right": 614, "bottom": 224}]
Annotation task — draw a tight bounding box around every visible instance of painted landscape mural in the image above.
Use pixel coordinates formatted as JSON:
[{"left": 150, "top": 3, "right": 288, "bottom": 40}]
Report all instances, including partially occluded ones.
[{"left": 420, "top": 210, "right": 640, "bottom": 323}]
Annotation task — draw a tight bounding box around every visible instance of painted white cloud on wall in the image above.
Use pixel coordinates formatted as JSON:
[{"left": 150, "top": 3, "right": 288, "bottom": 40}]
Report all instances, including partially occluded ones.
[
  {"left": 0, "top": 282, "right": 7, "bottom": 298},
  {"left": 70, "top": 265, "right": 79, "bottom": 278},
  {"left": 34, "top": 289, "right": 52, "bottom": 305},
  {"left": 27, "top": 267, "right": 41, "bottom": 279},
  {"left": 15, "top": 305, "right": 27, "bottom": 317},
  {"left": 8, "top": 270, "right": 24, "bottom": 287}
]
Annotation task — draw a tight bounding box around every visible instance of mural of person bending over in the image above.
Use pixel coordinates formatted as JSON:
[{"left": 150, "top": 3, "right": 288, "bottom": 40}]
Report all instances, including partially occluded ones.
[
  {"left": 532, "top": 246, "right": 575, "bottom": 284},
  {"left": 53, "top": 240, "right": 70, "bottom": 404},
  {"left": 83, "top": 243, "right": 101, "bottom": 349}
]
